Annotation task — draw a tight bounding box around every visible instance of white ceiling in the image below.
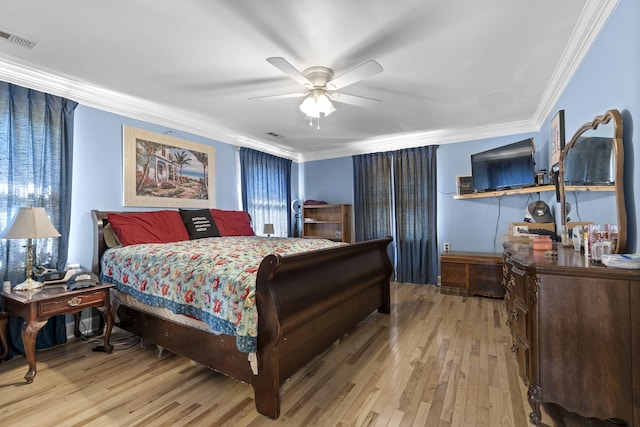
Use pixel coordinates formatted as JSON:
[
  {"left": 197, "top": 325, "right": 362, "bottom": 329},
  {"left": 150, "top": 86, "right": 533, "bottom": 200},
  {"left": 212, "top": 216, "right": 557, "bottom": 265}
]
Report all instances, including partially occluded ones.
[{"left": 0, "top": 1, "right": 617, "bottom": 161}]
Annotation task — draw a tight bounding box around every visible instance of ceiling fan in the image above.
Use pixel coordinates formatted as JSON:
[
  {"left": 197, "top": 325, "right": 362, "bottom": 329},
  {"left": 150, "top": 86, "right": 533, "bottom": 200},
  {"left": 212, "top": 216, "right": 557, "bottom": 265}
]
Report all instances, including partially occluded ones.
[{"left": 250, "top": 57, "right": 383, "bottom": 122}]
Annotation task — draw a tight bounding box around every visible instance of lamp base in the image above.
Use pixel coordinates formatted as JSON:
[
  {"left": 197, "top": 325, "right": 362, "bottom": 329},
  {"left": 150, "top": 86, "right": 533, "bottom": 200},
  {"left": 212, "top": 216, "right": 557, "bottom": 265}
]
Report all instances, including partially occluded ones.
[{"left": 14, "top": 278, "right": 45, "bottom": 291}]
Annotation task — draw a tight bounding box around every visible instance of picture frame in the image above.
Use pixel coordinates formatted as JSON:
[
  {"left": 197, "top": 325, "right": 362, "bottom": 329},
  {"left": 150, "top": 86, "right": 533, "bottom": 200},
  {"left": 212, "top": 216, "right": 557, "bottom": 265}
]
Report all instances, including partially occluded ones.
[
  {"left": 123, "top": 125, "right": 215, "bottom": 208},
  {"left": 550, "top": 109, "right": 565, "bottom": 167}
]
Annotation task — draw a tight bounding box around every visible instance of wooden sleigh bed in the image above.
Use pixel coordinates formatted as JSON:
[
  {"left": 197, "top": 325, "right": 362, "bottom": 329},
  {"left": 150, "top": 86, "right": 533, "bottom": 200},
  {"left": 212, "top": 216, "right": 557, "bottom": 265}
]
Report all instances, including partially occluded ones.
[{"left": 91, "top": 209, "right": 393, "bottom": 418}]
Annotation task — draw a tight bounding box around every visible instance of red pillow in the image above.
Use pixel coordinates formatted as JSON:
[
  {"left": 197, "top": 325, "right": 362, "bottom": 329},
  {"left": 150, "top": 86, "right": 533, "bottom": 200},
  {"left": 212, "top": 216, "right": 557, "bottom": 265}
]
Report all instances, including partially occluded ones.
[
  {"left": 210, "top": 209, "right": 255, "bottom": 236},
  {"left": 107, "top": 210, "right": 189, "bottom": 246}
]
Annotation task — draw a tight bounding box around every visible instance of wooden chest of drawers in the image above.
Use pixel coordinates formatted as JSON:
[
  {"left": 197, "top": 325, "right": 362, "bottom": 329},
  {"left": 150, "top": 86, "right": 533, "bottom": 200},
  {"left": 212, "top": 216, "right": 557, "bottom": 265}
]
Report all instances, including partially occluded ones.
[{"left": 503, "top": 243, "right": 640, "bottom": 426}]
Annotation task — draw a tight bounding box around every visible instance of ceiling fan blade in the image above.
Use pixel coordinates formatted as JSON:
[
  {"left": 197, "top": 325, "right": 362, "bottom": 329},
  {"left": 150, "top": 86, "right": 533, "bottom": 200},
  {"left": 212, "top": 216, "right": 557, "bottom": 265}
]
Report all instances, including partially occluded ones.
[
  {"left": 330, "top": 92, "right": 380, "bottom": 108},
  {"left": 249, "top": 92, "right": 307, "bottom": 101},
  {"left": 327, "top": 60, "right": 383, "bottom": 90},
  {"left": 266, "top": 57, "right": 313, "bottom": 89}
]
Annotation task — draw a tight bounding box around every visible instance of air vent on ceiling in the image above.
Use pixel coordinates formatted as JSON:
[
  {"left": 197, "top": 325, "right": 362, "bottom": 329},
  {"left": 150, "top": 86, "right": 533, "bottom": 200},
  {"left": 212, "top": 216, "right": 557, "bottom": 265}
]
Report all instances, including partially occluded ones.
[
  {"left": 0, "top": 30, "right": 38, "bottom": 49},
  {"left": 266, "top": 131, "right": 284, "bottom": 139}
]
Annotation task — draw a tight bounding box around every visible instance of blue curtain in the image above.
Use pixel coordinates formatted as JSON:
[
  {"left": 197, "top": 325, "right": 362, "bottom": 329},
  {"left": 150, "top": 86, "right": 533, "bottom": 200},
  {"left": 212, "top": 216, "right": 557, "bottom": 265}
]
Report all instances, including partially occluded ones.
[
  {"left": 353, "top": 152, "right": 393, "bottom": 242},
  {"left": 239, "top": 148, "right": 292, "bottom": 236},
  {"left": 353, "top": 145, "right": 438, "bottom": 284},
  {"left": 0, "top": 82, "right": 77, "bottom": 356},
  {"left": 393, "top": 146, "right": 438, "bottom": 284}
]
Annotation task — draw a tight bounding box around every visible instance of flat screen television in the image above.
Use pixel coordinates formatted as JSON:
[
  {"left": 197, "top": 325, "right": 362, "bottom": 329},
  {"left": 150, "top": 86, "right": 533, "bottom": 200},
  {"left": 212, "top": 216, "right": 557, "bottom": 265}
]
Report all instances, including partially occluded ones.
[{"left": 471, "top": 138, "right": 535, "bottom": 192}]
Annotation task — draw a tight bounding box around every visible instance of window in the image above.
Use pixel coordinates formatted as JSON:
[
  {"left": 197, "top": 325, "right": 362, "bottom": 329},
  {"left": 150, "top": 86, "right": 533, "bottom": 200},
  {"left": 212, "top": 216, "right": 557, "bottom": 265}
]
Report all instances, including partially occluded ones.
[
  {"left": 239, "top": 148, "right": 292, "bottom": 237},
  {"left": 0, "top": 82, "right": 77, "bottom": 355}
]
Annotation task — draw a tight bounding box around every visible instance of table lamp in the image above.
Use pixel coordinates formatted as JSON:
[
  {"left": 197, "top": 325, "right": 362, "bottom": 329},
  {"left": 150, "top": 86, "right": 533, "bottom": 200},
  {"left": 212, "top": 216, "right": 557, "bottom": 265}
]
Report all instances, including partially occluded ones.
[
  {"left": 0, "top": 207, "right": 61, "bottom": 290},
  {"left": 263, "top": 223, "right": 274, "bottom": 237}
]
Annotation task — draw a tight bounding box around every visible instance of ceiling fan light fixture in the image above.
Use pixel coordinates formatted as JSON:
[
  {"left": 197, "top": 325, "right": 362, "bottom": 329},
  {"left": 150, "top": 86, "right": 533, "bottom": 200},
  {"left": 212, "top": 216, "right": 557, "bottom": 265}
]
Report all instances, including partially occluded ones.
[
  {"left": 316, "top": 93, "right": 336, "bottom": 116},
  {"left": 299, "top": 94, "right": 320, "bottom": 118},
  {"left": 299, "top": 90, "right": 336, "bottom": 118}
]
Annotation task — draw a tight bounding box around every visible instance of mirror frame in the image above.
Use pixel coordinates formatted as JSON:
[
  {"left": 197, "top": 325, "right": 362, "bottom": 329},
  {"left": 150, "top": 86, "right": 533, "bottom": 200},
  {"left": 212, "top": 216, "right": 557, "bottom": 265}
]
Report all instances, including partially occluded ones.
[{"left": 558, "top": 109, "right": 626, "bottom": 253}]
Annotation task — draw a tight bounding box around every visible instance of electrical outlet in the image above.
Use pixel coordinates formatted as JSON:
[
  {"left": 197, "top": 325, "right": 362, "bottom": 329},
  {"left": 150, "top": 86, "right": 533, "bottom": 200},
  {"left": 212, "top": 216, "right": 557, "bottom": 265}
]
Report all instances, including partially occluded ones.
[{"left": 443, "top": 242, "right": 450, "bottom": 252}]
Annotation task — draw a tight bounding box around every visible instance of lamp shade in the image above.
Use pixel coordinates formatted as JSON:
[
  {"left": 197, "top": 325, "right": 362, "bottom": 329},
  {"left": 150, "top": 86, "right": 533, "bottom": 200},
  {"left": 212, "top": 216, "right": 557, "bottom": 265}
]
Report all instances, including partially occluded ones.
[
  {"left": 299, "top": 95, "right": 320, "bottom": 118},
  {"left": 315, "top": 93, "right": 336, "bottom": 116},
  {"left": 0, "top": 207, "right": 61, "bottom": 239},
  {"left": 299, "top": 90, "right": 336, "bottom": 118},
  {"left": 263, "top": 223, "right": 275, "bottom": 235}
]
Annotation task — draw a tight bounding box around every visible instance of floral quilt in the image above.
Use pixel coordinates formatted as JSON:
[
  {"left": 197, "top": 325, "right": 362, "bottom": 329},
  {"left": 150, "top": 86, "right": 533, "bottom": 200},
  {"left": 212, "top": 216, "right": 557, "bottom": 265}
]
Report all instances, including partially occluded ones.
[{"left": 100, "top": 236, "right": 342, "bottom": 353}]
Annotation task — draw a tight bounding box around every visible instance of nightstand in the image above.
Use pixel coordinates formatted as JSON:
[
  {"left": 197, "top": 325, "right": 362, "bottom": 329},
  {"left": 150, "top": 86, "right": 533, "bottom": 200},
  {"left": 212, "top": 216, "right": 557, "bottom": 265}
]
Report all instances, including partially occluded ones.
[{"left": 0, "top": 283, "right": 114, "bottom": 383}]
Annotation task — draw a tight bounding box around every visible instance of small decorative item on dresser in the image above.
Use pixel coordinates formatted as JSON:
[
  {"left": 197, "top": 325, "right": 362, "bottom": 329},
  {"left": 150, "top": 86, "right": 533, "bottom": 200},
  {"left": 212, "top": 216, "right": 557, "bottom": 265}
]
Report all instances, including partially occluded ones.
[{"left": 533, "top": 235, "right": 553, "bottom": 251}]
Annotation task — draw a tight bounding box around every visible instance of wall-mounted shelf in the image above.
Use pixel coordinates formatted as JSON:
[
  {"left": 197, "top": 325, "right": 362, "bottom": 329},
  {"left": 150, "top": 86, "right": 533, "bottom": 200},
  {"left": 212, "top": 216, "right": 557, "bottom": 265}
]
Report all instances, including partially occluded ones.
[
  {"left": 453, "top": 185, "right": 555, "bottom": 200},
  {"left": 453, "top": 184, "right": 615, "bottom": 200},
  {"left": 565, "top": 185, "right": 615, "bottom": 192}
]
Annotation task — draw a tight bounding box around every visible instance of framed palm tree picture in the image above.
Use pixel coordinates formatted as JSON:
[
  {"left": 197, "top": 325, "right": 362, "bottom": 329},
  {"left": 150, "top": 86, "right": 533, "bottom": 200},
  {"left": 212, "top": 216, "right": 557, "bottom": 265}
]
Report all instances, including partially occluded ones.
[{"left": 122, "top": 125, "right": 216, "bottom": 207}]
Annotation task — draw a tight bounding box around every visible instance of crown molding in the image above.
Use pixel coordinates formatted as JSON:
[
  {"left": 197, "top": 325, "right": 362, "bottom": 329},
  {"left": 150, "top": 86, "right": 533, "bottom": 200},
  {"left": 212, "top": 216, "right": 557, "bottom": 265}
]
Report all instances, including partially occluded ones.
[
  {"left": 0, "top": 55, "right": 302, "bottom": 161},
  {"left": 299, "top": 119, "right": 539, "bottom": 162},
  {"left": 231, "top": 134, "right": 302, "bottom": 161},
  {"left": 534, "top": 0, "right": 619, "bottom": 126}
]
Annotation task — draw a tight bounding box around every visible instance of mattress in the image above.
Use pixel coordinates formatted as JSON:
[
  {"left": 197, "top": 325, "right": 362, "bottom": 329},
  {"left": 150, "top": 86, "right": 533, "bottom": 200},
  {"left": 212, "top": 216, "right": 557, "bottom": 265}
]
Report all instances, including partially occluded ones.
[{"left": 100, "top": 236, "right": 342, "bottom": 353}]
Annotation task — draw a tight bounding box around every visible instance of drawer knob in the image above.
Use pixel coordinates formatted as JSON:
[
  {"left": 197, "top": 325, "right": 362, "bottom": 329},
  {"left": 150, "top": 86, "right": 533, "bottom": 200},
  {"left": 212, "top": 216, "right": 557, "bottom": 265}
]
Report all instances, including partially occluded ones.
[
  {"left": 67, "top": 297, "right": 82, "bottom": 307},
  {"left": 510, "top": 310, "right": 518, "bottom": 321}
]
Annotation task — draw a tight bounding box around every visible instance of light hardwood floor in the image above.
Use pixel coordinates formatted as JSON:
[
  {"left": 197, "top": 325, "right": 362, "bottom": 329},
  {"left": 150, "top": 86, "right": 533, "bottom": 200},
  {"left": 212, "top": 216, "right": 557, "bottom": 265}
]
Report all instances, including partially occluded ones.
[{"left": 0, "top": 282, "right": 541, "bottom": 426}]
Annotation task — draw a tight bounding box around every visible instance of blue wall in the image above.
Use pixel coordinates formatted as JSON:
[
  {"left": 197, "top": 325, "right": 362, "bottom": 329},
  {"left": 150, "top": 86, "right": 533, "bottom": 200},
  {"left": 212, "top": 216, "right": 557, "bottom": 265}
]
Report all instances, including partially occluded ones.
[
  {"left": 67, "top": 106, "right": 240, "bottom": 270},
  {"left": 437, "top": 132, "right": 544, "bottom": 254},
  {"left": 300, "top": 157, "right": 354, "bottom": 205}
]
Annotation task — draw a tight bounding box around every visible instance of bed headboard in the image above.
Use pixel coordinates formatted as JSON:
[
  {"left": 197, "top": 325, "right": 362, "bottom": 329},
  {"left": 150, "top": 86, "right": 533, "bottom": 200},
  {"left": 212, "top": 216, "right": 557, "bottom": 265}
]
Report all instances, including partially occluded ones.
[{"left": 91, "top": 210, "right": 110, "bottom": 275}]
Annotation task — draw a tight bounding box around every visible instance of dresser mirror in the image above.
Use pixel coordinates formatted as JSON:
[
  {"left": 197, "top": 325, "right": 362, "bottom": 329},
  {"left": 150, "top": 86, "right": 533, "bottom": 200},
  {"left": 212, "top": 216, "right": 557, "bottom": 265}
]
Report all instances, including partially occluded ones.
[{"left": 558, "top": 109, "right": 626, "bottom": 253}]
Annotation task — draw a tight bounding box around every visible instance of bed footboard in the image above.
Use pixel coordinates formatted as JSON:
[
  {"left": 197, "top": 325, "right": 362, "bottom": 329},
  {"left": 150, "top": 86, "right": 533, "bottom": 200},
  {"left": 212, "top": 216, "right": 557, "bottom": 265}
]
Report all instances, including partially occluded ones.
[{"left": 253, "top": 236, "right": 393, "bottom": 418}]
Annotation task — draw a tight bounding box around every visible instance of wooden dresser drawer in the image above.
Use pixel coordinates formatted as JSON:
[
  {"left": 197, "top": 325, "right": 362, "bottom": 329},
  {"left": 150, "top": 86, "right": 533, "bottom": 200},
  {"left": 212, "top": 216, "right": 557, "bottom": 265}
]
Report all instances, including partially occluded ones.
[
  {"left": 512, "top": 299, "right": 528, "bottom": 343},
  {"left": 38, "top": 289, "right": 107, "bottom": 317},
  {"left": 512, "top": 332, "right": 530, "bottom": 383},
  {"left": 504, "top": 293, "right": 515, "bottom": 327},
  {"left": 509, "top": 265, "right": 527, "bottom": 302}
]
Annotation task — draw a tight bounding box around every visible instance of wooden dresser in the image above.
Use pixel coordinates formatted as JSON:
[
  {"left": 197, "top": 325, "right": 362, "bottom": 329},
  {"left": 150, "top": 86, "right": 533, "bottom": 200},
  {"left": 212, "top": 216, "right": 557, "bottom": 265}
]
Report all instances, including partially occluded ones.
[
  {"left": 440, "top": 251, "right": 504, "bottom": 298},
  {"left": 503, "top": 242, "right": 640, "bottom": 426}
]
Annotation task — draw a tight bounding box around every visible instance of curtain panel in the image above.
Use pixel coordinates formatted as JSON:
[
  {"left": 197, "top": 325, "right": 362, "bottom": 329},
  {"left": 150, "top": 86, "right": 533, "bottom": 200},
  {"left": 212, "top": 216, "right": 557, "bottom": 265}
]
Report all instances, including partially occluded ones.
[
  {"left": 353, "top": 152, "right": 393, "bottom": 242},
  {"left": 239, "top": 147, "right": 292, "bottom": 237},
  {"left": 393, "top": 146, "right": 438, "bottom": 284},
  {"left": 0, "top": 82, "right": 77, "bottom": 355},
  {"left": 353, "top": 145, "right": 438, "bottom": 285}
]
